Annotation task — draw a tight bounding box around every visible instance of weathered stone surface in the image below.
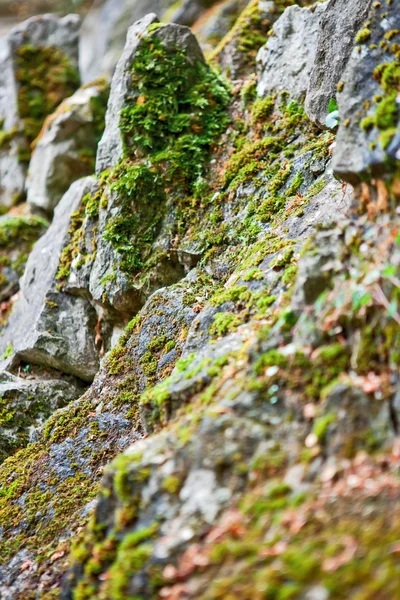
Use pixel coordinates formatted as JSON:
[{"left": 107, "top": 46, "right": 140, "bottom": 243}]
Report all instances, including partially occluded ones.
[
  {"left": 305, "top": 0, "right": 372, "bottom": 127},
  {"left": 0, "top": 371, "right": 86, "bottom": 463},
  {"left": 1, "top": 3, "right": 400, "bottom": 598},
  {"left": 61, "top": 206, "right": 400, "bottom": 599},
  {"left": 0, "top": 178, "right": 100, "bottom": 382},
  {"left": 26, "top": 79, "right": 109, "bottom": 214},
  {"left": 333, "top": 1, "right": 399, "bottom": 183},
  {"left": 257, "top": 2, "right": 327, "bottom": 100},
  {"left": 0, "top": 14, "right": 81, "bottom": 211}
]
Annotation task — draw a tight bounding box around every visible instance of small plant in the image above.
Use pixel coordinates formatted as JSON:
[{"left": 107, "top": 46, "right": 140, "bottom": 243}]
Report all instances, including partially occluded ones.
[{"left": 325, "top": 98, "right": 340, "bottom": 129}]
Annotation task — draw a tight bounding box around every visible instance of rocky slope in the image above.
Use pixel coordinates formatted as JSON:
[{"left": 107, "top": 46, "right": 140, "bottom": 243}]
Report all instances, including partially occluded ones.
[{"left": 0, "top": 0, "right": 399, "bottom": 598}]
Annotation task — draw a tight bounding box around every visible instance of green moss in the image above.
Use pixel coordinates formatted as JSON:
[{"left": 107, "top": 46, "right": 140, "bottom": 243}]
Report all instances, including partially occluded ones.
[
  {"left": 15, "top": 44, "right": 80, "bottom": 157},
  {"left": 0, "top": 215, "right": 48, "bottom": 248},
  {"left": 356, "top": 28, "right": 372, "bottom": 43},
  {"left": 224, "top": 137, "right": 283, "bottom": 187},
  {"left": 251, "top": 96, "right": 275, "bottom": 124},
  {"left": 0, "top": 343, "right": 13, "bottom": 360},
  {"left": 120, "top": 36, "right": 230, "bottom": 160},
  {"left": 161, "top": 475, "right": 181, "bottom": 494},
  {"left": 312, "top": 413, "right": 336, "bottom": 442},
  {"left": 360, "top": 61, "right": 400, "bottom": 151},
  {"left": 209, "top": 311, "right": 242, "bottom": 338},
  {"left": 105, "top": 163, "right": 167, "bottom": 274}
]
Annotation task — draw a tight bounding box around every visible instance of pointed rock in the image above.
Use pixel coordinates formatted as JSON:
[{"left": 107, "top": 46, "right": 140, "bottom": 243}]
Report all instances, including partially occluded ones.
[
  {"left": 305, "top": 0, "right": 372, "bottom": 128},
  {"left": 256, "top": 3, "right": 327, "bottom": 101}
]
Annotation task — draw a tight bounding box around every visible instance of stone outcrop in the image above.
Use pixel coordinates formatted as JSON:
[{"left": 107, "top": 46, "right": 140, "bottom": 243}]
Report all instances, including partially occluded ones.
[
  {"left": 0, "top": 13, "right": 80, "bottom": 211},
  {"left": 62, "top": 17, "right": 223, "bottom": 323},
  {"left": 257, "top": 2, "right": 327, "bottom": 100},
  {"left": 96, "top": 14, "right": 205, "bottom": 173},
  {"left": 26, "top": 79, "right": 109, "bottom": 214},
  {"left": 333, "top": 0, "right": 399, "bottom": 183},
  {"left": 305, "top": 0, "right": 372, "bottom": 127},
  {"left": 0, "top": 2, "right": 399, "bottom": 599},
  {"left": 80, "top": 0, "right": 241, "bottom": 82}
]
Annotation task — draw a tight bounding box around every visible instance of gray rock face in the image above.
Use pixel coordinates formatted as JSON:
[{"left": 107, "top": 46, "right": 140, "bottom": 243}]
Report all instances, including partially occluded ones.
[
  {"left": 26, "top": 80, "right": 109, "bottom": 214},
  {"left": 0, "top": 14, "right": 81, "bottom": 211},
  {"left": 257, "top": 3, "right": 327, "bottom": 100},
  {"left": 305, "top": 0, "right": 372, "bottom": 127},
  {"left": 0, "top": 178, "right": 100, "bottom": 382},
  {"left": 0, "top": 371, "right": 86, "bottom": 464},
  {"left": 96, "top": 15, "right": 204, "bottom": 173},
  {"left": 333, "top": 1, "right": 399, "bottom": 183}
]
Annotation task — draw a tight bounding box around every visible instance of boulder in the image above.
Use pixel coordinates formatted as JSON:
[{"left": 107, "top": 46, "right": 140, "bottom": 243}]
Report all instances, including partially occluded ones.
[
  {"left": 60, "top": 17, "right": 225, "bottom": 320},
  {"left": 0, "top": 14, "right": 80, "bottom": 211},
  {"left": 257, "top": 3, "right": 327, "bottom": 100},
  {"left": 96, "top": 14, "right": 204, "bottom": 173},
  {"left": 26, "top": 79, "right": 109, "bottom": 215},
  {"left": 305, "top": 0, "right": 372, "bottom": 127},
  {"left": 0, "top": 178, "right": 100, "bottom": 382},
  {"left": 333, "top": 0, "right": 400, "bottom": 184},
  {"left": 0, "top": 371, "right": 86, "bottom": 464}
]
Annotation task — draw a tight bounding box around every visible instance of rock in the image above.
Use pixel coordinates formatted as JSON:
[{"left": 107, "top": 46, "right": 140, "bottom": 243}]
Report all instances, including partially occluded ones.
[
  {"left": 291, "top": 225, "right": 344, "bottom": 311},
  {"left": 257, "top": 3, "right": 327, "bottom": 100},
  {"left": 0, "top": 371, "right": 86, "bottom": 464},
  {"left": 0, "top": 178, "right": 100, "bottom": 382},
  {"left": 96, "top": 14, "right": 204, "bottom": 173},
  {"left": 0, "top": 213, "right": 48, "bottom": 304},
  {"left": 0, "top": 267, "right": 201, "bottom": 598},
  {"left": 333, "top": 1, "right": 400, "bottom": 184},
  {"left": 305, "top": 0, "right": 371, "bottom": 127},
  {"left": 26, "top": 79, "right": 109, "bottom": 215},
  {"left": 81, "top": 0, "right": 231, "bottom": 83},
  {"left": 0, "top": 14, "right": 81, "bottom": 211}
]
